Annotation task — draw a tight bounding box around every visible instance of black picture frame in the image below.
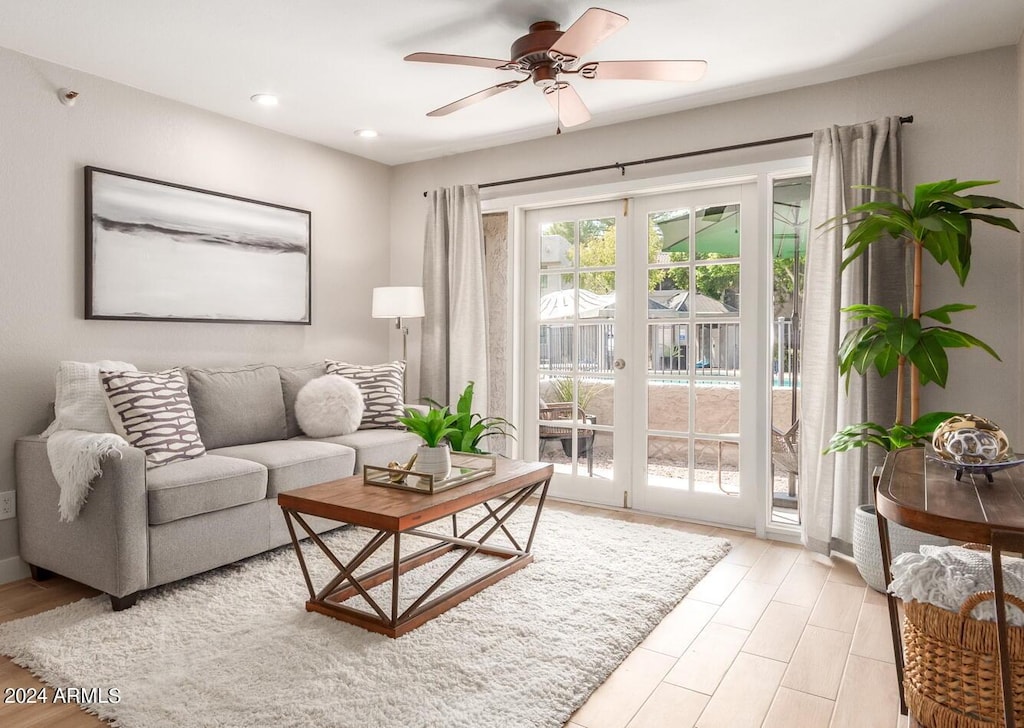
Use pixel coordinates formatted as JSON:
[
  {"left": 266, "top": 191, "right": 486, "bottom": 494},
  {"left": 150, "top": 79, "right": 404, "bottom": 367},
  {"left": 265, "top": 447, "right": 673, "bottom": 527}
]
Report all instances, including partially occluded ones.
[{"left": 85, "top": 166, "right": 311, "bottom": 324}]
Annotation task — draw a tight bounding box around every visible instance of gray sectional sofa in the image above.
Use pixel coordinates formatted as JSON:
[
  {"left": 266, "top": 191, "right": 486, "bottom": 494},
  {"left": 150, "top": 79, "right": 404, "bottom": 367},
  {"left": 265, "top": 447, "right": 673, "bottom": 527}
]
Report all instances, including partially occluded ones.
[{"left": 14, "top": 362, "right": 421, "bottom": 610}]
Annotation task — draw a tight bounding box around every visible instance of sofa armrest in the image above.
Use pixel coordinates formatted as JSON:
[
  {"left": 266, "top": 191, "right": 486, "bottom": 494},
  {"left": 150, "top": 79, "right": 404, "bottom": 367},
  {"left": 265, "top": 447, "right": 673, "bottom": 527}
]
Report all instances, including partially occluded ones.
[{"left": 15, "top": 435, "right": 149, "bottom": 597}]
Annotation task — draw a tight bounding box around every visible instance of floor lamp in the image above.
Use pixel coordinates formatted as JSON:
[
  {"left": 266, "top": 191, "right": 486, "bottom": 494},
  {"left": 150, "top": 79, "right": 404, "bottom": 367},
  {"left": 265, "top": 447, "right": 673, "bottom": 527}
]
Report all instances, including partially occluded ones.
[{"left": 371, "top": 286, "right": 424, "bottom": 399}]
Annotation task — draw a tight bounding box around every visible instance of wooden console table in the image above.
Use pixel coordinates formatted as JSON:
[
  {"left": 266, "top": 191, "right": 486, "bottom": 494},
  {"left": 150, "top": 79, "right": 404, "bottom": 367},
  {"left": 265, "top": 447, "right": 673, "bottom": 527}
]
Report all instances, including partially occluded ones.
[{"left": 876, "top": 447, "right": 1024, "bottom": 728}]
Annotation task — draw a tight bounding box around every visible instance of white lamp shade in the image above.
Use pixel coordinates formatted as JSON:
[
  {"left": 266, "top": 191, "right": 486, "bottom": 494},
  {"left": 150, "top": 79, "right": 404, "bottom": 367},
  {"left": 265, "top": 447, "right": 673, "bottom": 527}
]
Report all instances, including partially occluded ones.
[{"left": 372, "top": 286, "right": 424, "bottom": 319}]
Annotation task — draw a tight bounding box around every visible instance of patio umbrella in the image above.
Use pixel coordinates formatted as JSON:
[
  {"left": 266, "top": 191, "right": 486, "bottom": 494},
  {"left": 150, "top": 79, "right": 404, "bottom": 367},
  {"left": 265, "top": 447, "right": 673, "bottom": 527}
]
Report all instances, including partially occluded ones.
[
  {"left": 539, "top": 287, "right": 607, "bottom": 320},
  {"left": 653, "top": 194, "right": 809, "bottom": 260}
]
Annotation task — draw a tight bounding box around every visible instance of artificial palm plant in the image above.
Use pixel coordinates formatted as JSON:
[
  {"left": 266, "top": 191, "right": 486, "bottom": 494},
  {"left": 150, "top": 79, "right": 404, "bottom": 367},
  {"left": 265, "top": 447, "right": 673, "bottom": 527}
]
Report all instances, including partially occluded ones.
[{"left": 825, "top": 179, "right": 1020, "bottom": 453}]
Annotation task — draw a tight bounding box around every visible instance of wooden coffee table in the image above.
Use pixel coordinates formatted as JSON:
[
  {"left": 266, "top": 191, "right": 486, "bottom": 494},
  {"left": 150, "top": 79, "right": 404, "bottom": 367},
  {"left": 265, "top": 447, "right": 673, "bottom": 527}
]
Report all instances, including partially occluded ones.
[{"left": 278, "top": 459, "right": 553, "bottom": 638}]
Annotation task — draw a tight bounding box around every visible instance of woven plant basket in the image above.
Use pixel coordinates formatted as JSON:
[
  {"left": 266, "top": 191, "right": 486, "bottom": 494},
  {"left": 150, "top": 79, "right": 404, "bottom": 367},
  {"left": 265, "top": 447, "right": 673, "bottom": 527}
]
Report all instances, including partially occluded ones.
[
  {"left": 904, "top": 592, "right": 1024, "bottom": 727},
  {"left": 853, "top": 504, "right": 949, "bottom": 592}
]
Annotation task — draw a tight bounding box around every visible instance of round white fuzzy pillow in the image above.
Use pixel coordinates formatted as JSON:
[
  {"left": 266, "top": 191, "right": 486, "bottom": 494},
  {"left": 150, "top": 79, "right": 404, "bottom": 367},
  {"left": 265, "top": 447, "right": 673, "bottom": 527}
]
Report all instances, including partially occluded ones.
[{"left": 295, "top": 375, "right": 365, "bottom": 438}]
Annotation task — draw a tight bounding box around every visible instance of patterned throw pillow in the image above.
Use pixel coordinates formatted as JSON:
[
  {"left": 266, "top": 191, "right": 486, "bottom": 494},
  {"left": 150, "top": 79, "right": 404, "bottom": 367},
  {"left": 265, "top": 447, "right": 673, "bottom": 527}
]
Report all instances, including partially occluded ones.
[
  {"left": 101, "top": 369, "right": 206, "bottom": 468},
  {"left": 324, "top": 360, "right": 405, "bottom": 429}
]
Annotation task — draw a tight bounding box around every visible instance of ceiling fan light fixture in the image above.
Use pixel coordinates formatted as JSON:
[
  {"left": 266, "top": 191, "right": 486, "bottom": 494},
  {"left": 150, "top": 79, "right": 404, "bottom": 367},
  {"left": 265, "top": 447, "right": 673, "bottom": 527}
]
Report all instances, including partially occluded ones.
[
  {"left": 405, "top": 7, "right": 706, "bottom": 129},
  {"left": 354, "top": 129, "right": 379, "bottom": 139},
  {"left": 249, "top": 93, "right": 279, "bottom": 107}
]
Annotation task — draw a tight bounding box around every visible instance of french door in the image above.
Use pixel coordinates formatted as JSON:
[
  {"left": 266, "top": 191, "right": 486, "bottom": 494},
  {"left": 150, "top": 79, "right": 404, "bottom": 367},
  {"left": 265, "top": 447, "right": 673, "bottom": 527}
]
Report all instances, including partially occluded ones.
[
  {"left": 524, "top": 201, "right": 630, "bottom": 507},
  {"left": 522, "top": 182, "right": 761, "bottom": 529},
  {"left": 628, "top": 184, "right": 759, "bottom": 527}
]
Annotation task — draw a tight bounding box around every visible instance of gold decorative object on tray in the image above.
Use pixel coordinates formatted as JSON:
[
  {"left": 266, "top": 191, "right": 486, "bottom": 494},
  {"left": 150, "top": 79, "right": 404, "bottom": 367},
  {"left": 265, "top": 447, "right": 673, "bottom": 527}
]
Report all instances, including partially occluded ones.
[{"left": 363, "top": 453, "right": 497, "bottom": 494}]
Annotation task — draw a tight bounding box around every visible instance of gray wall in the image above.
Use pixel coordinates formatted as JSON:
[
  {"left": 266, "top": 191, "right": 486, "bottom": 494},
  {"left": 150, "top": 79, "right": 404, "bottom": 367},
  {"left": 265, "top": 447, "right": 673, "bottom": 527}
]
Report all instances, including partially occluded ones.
[
  {"left": 390, "top": 46, "right": 1023, "bottom": 440},
  {"left": 0, "top": 48, "right": 392, "bottom": 576}
]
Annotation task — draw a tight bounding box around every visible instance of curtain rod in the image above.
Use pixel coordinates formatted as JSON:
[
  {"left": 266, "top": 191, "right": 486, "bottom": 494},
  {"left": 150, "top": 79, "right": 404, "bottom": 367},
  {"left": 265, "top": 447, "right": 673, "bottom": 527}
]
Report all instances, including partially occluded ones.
[{"left": 422, "top": 115, "right": 914, "bottom": 197}]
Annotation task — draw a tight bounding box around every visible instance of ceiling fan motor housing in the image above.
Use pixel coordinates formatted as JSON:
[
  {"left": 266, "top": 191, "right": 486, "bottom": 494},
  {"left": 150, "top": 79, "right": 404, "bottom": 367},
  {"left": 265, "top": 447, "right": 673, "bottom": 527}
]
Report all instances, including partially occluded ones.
[{"left": 511, "top": 20, "right": 567, "bottom": 87}]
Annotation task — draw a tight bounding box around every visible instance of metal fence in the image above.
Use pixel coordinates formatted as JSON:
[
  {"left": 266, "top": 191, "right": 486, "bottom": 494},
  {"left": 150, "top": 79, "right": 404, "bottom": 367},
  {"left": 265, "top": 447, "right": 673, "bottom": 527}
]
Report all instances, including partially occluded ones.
[{"left": 540, "top": 321, "right": 746, "bottom": 377}]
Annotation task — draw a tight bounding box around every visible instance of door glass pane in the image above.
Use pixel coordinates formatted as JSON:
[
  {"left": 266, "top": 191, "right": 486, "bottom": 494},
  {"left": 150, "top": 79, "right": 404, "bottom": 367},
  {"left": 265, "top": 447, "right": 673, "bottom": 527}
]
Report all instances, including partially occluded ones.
[
  {"left": 695, "top": 383, "right": 739, "bottom": 435},
  {"left": 578, "top": 217, "right": 616, "bottom": 268},
  {"left": 648, "top": 322, "right": 689, "bottom": 374},
  {"left": 538, "top": 324, "right": 573, "bottom": 371},
  {"left": 540, "top": 222, "right": 573, "bottom": 269},
  {"left": 649, "top": 209, "right": 690, "bottom": 263},
  {"left": 694, "top": 438, "right": 739, "bottom": 496},
  {"left": 647, "top": 436, "right": 689, "bottom": 489},
  {"left": 696, "top": 204, "right": 740, "bottom": 258},
  {"left": 578, "top": 269, "right": 615, "bottom": 298},
  {"left": 694, "top": 322, "right": 740, "bottom": 376},
  {"left": 694, "top": 263, "right": 740, "bottom": 314},
  {"left": 648, "top": 380, "right": 688, "bottom": 432},
  {"left": 580, "top": 376, "right": 613, "bottom": 426},
  {"left": 647, "top": 276, "right": 688, "bottom": 320},
  {"left": 771, "top": 176, "right": 810, "bottom": 526},
  {"left": 539, "top": 272, "right": 573, "bottom": 310}
]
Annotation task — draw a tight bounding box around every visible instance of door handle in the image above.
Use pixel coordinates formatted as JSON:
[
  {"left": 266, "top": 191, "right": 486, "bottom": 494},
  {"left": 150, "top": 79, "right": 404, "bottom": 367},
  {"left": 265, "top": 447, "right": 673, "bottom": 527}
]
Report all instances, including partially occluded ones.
[{"left": 613, "top": 358, "right": 626, "bottom": 370}]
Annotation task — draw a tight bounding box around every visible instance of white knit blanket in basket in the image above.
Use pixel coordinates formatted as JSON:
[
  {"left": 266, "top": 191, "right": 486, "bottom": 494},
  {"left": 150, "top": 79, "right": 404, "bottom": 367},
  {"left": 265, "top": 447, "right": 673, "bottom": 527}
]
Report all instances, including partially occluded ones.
[{"left": 890, "top": 545, "right": 1024, "bottom": 625}]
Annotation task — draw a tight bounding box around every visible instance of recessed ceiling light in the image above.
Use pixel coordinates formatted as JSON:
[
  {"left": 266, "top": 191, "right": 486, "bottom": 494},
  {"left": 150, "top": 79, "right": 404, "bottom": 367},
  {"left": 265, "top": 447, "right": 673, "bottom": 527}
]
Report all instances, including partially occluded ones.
[
  {"left": 250, "top": 93, "right": 279, "bottom": 106},
  {"left": 354, "top": 129, "right": 379, "bottom": 139}
]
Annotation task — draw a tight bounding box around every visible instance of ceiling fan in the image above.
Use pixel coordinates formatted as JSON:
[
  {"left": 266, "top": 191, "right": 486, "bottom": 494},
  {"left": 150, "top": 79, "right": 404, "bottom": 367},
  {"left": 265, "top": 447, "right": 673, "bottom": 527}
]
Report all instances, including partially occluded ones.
[{"left": 404, "top": 7, "right": 707, "bottom": 130}]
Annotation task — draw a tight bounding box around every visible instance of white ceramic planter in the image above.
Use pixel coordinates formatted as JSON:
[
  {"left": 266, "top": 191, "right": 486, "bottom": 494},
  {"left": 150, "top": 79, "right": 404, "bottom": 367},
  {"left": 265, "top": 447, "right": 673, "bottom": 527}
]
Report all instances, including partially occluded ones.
[
  {"left": 416, "top": 444, "right": 451, "bottom": 481},
  {"left": 853, "top": 504, "right": 949, "bottom": 592}
]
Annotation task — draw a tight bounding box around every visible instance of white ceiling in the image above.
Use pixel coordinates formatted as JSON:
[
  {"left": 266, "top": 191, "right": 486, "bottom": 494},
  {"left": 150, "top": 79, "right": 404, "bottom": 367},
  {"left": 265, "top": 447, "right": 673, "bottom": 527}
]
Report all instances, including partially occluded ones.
[{"left": 1, "top": 0, "right": 1022, "bottom": 166}]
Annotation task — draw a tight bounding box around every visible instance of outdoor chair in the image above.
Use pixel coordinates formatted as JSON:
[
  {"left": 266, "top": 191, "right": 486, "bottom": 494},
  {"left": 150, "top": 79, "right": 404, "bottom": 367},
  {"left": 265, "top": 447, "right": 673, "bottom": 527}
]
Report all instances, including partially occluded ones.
[
  {"left": 539, "top": 401, "right": 595, "bottom": 476},
  {"left": 771, "top": 419, "right": 799, "bottom": 508}
]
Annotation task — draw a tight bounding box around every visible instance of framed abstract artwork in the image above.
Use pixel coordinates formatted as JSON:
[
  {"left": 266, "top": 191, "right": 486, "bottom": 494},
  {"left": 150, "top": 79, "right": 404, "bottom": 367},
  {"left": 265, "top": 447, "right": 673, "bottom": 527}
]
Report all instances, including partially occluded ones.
[{"left": 85, "top": 166, "right": 311, "bottom": 324}]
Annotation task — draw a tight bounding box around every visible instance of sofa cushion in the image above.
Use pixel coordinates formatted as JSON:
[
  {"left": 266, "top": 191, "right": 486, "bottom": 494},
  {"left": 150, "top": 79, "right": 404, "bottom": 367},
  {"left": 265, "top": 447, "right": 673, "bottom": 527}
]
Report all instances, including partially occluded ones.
[
  {"left": 146, "top": 454, "right": 267, "bottom": 525},
  {"left": 324, "top": 360, "right": 405, "bottom": 429},
  {"left": 297, "top": 428, "right": 421, "bottom": 472},
  {"left": 279, "top": 362, "right": 327, "bottom": 438},
  {"left": 211, "top": 440, "right": 355, "bottom": 496},
  {"left": 102, "top": 369, "right": 206, "bottom": 469},
  {"left": 187, "top": 365, "right": 287, "bottom": 449}
]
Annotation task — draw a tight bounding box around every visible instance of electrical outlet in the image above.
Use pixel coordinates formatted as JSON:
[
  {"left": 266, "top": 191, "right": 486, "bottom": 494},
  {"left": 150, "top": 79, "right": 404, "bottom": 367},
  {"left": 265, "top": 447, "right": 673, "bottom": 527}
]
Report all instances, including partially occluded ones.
[{"left": 0, "top": 491, "right": 14, "bottom": 520}]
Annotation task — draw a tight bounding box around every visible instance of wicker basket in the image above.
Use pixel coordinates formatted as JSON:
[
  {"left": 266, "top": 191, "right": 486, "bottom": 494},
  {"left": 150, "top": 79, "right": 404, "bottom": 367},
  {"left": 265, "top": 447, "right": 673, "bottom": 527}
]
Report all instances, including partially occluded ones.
[{"left": 904, "top": 592, "right": 1024, "bottom": 727}]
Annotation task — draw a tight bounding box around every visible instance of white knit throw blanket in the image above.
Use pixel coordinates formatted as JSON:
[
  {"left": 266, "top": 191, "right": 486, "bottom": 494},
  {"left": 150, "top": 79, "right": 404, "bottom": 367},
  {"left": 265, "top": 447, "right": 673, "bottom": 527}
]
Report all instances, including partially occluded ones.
[
  {"left": 889, "top": 544, "right": 1024, "bottom": 625},
  {"left": 46, "top": 430, "right": 127, "bottom": 522}
]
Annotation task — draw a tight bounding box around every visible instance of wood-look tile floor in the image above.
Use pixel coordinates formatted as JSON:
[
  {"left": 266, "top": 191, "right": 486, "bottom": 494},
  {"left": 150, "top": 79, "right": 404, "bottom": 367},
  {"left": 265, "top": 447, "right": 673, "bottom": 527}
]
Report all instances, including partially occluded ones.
[{"left": 0, "top": 501, "right": 914, "bottom": 728}]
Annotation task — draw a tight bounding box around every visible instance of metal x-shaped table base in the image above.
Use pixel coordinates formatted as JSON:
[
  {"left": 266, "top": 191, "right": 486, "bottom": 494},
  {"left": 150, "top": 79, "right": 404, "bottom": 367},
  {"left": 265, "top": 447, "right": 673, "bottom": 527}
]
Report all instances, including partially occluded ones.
[{"left": 282, "top": 478, "right": 550, "bottom": 638}]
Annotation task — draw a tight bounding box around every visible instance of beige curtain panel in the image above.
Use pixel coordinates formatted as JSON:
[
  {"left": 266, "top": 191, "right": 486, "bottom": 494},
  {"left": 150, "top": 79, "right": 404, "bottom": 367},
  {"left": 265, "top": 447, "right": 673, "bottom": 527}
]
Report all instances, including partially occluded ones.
[
  {"left": 420, "top": 185, "right": 489, "bottom": 408},
  {"left": 800, "top": 116, "right": 907, "bottom": 555}
]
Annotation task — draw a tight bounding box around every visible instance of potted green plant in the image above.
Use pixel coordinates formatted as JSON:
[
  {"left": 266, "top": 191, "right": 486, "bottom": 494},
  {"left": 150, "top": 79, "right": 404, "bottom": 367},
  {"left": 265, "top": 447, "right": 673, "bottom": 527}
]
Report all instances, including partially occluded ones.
[
  {"left": 398, "top": 406, "right": 460, "bottom": 480},
  {"left": 826, "top": 179, "right": 1019, "bottom": 447},
  {"left": 428, "top": 381, "right": 516, "bottom": 455},
  {"left": 822, "top": 178, "right": 1020, "bottom": 589}
]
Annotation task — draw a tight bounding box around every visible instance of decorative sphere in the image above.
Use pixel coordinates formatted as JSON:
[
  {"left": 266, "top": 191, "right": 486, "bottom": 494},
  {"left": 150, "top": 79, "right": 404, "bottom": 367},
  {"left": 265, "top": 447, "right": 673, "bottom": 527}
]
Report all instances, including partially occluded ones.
[{"left": 932, "top": 414, "right": 1010, "bottom": 465}]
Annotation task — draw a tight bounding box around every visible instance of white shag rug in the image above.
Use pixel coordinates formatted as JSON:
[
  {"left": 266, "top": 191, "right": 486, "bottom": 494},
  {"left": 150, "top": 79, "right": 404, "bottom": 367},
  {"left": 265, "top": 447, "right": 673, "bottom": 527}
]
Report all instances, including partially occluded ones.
[{"left": 0, "top": 507, "right": 729, "bottom": 728}]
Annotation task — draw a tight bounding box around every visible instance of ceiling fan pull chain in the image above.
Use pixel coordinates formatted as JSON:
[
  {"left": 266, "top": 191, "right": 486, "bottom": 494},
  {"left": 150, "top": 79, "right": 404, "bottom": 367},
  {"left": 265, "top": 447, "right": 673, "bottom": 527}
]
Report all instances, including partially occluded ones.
[{"left": 556, "top": 89, "right": 562, "bottom": 135}]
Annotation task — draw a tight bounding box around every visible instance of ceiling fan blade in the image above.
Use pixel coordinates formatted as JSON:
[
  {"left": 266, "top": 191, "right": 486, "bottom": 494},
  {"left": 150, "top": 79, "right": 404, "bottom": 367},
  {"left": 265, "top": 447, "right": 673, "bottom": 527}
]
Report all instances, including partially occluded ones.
[
  {"left": 545, "top": 84, "right": 591, "bottom": 128},
  {"left": 548, "top": 7, "right": 628, "bottom": 63},
  {"left": 404, "top": 52, "right": 510, "bottom": 70},
  {"left": 426, "top": 80, "right": 525, "bottom": 117},
  {"left": 583, "top": 59, "right": 708, "bottom": 82}
]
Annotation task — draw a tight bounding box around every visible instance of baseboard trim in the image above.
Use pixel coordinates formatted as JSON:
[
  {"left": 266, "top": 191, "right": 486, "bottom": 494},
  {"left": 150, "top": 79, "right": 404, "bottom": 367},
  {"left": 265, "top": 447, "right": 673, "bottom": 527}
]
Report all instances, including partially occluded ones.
[{"left": 0, "top": 556, "right": 30, "bottom": 584}]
